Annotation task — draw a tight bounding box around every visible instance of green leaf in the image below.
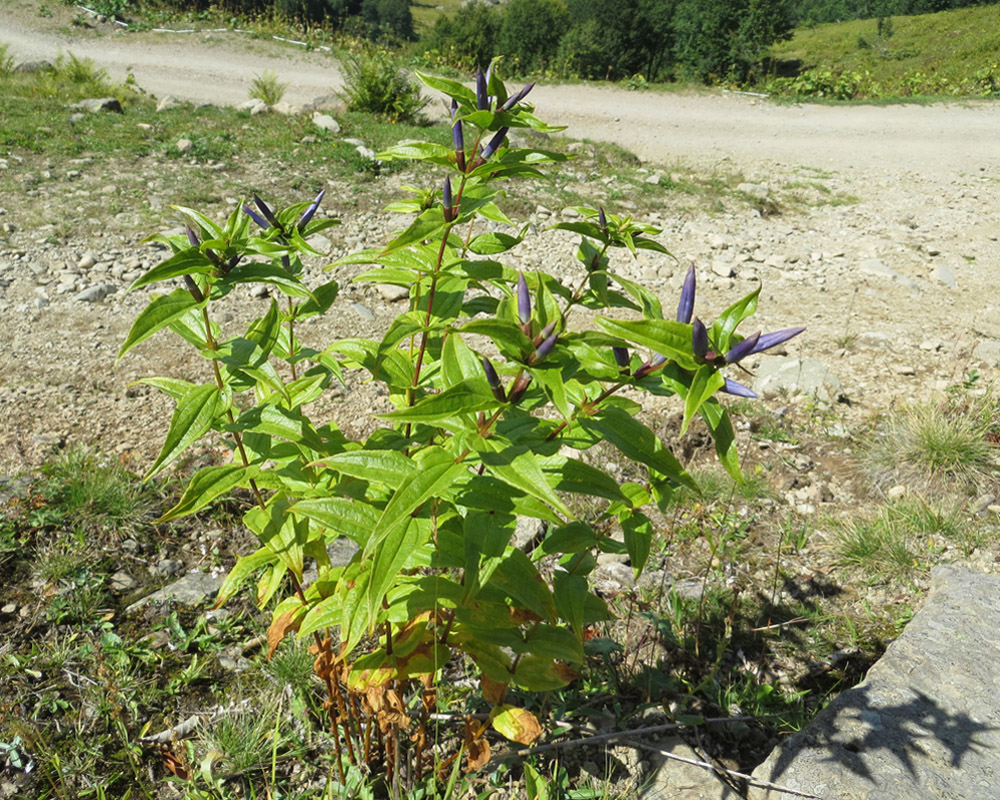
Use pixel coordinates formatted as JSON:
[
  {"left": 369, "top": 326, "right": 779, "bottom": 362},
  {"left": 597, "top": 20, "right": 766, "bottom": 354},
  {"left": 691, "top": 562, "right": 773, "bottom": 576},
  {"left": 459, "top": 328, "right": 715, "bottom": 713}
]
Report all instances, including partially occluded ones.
[
  {"left": 682, "top": 365, "right": 725, "bottom": 436},
  {"left": 477, "top": 442, "right": 574, "bottom": 519},
  {"left": 128, "top": 248, "right": 215, "bottom": 291},
  {"left": 119, "top": 288, "right": 205, "bottom": 360},
  {"left": 541, "top": 455, "right": 627, "bottom": 504},
  {"left": 135, "top": 376, "right": 196, "bottom": 403},
  {"left": 157, "top": 464, "right": 259, "bottom": 523},
  {"left": 291, "top": 497, "right": 379, "bottom": 546},
  {"left": 441, "top": 332, "right": 485, "bottom": 390},
  {"left": 244, "top": 300, "right": 282, "bottom": 358},
  {"left": 458, "top": 319, "right": 533, "bottom": 360},
  {"left": 222, "top": 262, "right": 314, "bottom": 300},
  {"left": 553, "top": 571, "right": 588, "bottom": 637},
  {"left": 377, "top": 141, "right": 453, "bottom": 162},
  {"left": 145, "top": 384, "right": 224, "bottom": 480},
  {"left": 214, "top": 547, "right": 277, "bottom": 607},
  {"left": 595, "top": 318, "right": 696, "bottom": 369},
  {"left": 381, "top": 380, "right": 496, "bottom": 424},
  {"left": 699, "top": 398, "right": 743, "bottom": 483},
  {"left": 298, "top": 280, "right": 340, "bottom": 318},
  {"left": 467, "top": 231, "right": 523, "bottom": 256},
  {"left": 415, "top": 71, "right": 476, "bottom": 105},
  {"left": 711, "top": 284, "right": 761, "bottom": 353},
  {"left": 580, "top": 406, "right": 695, "bottom": 491},
  {"left": 622, "top": 511, "right": 652, "bottom": 575},
  {"left": 525, "top": 623, "right": 584, "bottom": 663},
  {"left": 314, "top": 449, "right": 415, "bottom": 486},
  {"left": 490, "top": 549, "right": 557, "bottom": 623}
]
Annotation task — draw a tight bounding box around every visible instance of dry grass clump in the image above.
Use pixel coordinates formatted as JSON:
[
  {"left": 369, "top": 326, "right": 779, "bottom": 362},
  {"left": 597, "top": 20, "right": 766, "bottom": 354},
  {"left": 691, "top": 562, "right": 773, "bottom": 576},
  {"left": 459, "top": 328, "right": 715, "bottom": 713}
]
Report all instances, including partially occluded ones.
[{"left": 861, "top": 395, "right": 1000, "bottom": 497}]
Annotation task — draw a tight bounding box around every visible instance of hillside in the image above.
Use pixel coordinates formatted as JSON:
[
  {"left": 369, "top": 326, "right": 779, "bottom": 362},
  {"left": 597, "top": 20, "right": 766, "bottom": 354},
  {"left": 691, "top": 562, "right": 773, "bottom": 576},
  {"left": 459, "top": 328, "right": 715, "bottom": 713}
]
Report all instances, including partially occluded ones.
[{"left": 768, "top": 3, "right": 1000, "bottom": 98}]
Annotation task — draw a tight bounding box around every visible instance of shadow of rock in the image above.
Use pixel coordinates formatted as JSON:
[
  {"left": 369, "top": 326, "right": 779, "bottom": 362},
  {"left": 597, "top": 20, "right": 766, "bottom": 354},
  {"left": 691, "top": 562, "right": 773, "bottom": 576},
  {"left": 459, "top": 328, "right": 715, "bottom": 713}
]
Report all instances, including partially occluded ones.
[{"left": 750, "top": 564, "right": 1000, "bottom": 799}]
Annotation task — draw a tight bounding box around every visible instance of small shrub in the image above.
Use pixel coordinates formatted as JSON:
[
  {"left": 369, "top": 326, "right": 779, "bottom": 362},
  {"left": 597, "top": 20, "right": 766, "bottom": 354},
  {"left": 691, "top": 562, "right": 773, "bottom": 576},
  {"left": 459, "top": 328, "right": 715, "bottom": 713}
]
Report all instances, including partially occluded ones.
[
  {"left": 249, "top": 70, "right": 288, "bottom": 107},
  {"left": 338, "top": 49, "right": 427, "bottom": 123}
]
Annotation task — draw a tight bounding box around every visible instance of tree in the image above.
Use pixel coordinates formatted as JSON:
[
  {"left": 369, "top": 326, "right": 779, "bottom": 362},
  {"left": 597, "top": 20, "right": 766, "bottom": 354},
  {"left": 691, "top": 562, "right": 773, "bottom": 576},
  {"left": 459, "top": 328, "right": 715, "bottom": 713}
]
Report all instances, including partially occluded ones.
[
  {"left": 497, "top": 0, "right": 570, "bottom": 74},
  {"left": 673, "top": 0, "right": 793, "bottom": 82}
]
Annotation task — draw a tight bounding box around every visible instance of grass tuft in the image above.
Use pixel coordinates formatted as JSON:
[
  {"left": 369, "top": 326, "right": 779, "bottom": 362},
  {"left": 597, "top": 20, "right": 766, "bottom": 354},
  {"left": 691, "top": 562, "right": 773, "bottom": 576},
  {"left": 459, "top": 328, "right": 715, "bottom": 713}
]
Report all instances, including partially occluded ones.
[{"left": 862, "top": 398, "right": 999, "bottom": 496}]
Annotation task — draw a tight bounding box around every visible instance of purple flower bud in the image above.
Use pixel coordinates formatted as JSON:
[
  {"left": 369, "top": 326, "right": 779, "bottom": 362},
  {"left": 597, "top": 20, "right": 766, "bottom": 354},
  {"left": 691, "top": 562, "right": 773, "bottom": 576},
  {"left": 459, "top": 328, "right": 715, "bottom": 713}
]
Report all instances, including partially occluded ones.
[
  {"left": 516, "top": 272, "right": 531, "bottom": 325},
  {"left": 750, "top": 327, "right": 806, "bottom": 355},
  {"left": 536, "top": 321, "right": 556, "bottom": 344},
  {"left": 297, "top": 189, "right": 325, "bottom": 230},
  {"left": 243, "top": 204, "right": 270, "bottom": 230},
  {"left": 185, "top": 226, "right": 200, "bottom": 248},
  {"left": 500, "top": 81, "right": 535, "bottom": 111},
  {"left": 692, "top": 317, "right": 709, "bottom": 360},
  {"left": 443, "top": 177, "right": 453, "bottom": 221},
  {"left": 507, "top": 373, "right": 532, "bottom": 404},
  {"left": 226, "top": 253, "right": 242, "bottom": 272},
  {"left": 725, "top": 331, "right": 761, "bottom": 364},
  {"left": 598, "top": 207, "right": 607, "bottom": 232},
  {"left": 677, "top": 265, "right": 696, "bottom": 324},
  {"left": 531, "top": 330, "right": 558, "bottom": 363},
  {"left": 253, "top": 195, "right": 279, "bottom": 227},
  {"left": 483, "top": 357, "right": 506, "bottom": 402},
  {"left": 633, "top": 353, "right": 667, "bottom": 380},
  {"left": 476, "top": 67, "right": 488, "bottom": 111},
  {"left": 612, "top": 346, "right": 630, "bottom": 369},
  {"left": 722, "top": 378, "right": 758, "bottom": 398},
  {"left": 480, "top": 127, "right": 508, "bottom": 160}
]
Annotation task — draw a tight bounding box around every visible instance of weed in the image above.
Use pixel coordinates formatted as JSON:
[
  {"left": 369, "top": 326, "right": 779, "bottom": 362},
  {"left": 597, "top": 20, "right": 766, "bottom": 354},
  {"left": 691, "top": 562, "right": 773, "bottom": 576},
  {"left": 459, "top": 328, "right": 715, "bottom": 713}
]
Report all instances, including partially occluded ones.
[
  {"left": 249, "top": 70, "right": 288, "bottom": 107},
  {"left": 339, "top": 49, "right": 428, "bottom": 123},
  {"left": 0, "top": 43, "right": 16, "bottom": 77}
]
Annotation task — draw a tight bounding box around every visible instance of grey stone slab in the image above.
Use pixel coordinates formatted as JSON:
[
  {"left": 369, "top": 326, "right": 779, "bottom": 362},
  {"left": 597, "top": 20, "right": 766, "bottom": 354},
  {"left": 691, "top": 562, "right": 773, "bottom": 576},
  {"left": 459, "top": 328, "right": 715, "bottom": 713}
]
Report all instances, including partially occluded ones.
[
  {"left": 753, "top": 357, "right": 843, "bottom": 404},
  {"left": 750, "top": 564, "right": 1000, "bottom": 800},
  {"left": 126, "top": 571, "right": 224, "bottom": 613}
]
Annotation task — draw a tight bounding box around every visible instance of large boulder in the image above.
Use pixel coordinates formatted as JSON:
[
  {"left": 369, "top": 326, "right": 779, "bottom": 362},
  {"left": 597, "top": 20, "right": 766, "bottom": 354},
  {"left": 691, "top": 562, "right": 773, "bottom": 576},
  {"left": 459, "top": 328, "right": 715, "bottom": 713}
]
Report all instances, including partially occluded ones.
[{"left": 750, "top": 564, "right": 1000, "bottom": 799}]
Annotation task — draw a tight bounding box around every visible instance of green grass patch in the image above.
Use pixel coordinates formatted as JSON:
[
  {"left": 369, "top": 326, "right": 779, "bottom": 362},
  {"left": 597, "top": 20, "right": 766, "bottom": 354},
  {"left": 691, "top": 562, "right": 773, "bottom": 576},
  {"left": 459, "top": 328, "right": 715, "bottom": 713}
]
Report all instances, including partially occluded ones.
[{"left": 766, "top": 5, "right": 1000, "bottom": 100}]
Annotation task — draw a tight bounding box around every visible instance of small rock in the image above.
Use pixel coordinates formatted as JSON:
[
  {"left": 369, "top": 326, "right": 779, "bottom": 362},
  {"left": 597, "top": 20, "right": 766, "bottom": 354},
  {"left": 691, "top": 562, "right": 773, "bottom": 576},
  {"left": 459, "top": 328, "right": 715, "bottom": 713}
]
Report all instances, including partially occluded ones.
[
  {"left": 176, "top": 138, "right": 194, "bottom": 154},
  {"left": 127, "top": 571, "right": 224, "bottom": 613},
  {"left": 74, "top": 283, "right": 116, "bottom": 303},
  {"left": 376, "top": 283, "right": 409, "bottom": 302},
  {"left": 753, "top": 357, "right": 843, "bottom": 404},
  {"left": 350, "top": 302, "right": 374, "bottom": 320},
  {"left": 973, "top": 340, "right": 1000, "bottom": 366},
  {"left": 110, "top": 571, "right": 137, "bottom": 591},
  {"left": 72, "top": 97, "right": 124, "bottom": 114},
  {"left": 77, "top": 251, "right": 96, "bottom": 269},
  {"left": 645, "top": 173, "right": 662, "bottom": 185},
  {"left": 933, "top": 264, "right": 956, "bottom": 289},
  {"left": 1, "top": 603, "right": 16, "bottom": 615},
  {"left": 152, "top": 558, "right": 184, "bottom": 577},
  {"left": 156, "top": 95, "right": 182, "bottom": 112},
  {"left": 887, "top": 485, "right": 907, "bottom": 500},
  {"left": 312, "top": 112, "right": 341, "bottom": 134}
]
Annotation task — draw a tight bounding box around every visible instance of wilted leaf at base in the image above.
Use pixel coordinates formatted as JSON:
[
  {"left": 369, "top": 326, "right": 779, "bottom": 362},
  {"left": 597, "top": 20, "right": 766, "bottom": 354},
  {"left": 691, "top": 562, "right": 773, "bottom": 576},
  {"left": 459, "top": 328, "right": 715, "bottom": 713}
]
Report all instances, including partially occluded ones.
[{"left": 490, "top": 704, "right": 542, "bottom": 745}]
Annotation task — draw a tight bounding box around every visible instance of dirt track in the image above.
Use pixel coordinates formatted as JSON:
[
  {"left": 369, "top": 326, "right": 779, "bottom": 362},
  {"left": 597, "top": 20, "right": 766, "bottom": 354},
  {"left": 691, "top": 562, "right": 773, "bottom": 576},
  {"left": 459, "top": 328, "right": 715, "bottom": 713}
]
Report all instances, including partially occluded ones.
[{"left": 3, "top": 2, "right": 1000, "bottom": 178}]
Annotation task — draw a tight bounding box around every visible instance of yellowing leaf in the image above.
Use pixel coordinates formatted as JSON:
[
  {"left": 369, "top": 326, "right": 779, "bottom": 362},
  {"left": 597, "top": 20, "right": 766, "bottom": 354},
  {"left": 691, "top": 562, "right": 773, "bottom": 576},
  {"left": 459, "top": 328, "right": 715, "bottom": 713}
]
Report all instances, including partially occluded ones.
[{"left": 490, "top": 704, "right": 542, "bottom": 745}]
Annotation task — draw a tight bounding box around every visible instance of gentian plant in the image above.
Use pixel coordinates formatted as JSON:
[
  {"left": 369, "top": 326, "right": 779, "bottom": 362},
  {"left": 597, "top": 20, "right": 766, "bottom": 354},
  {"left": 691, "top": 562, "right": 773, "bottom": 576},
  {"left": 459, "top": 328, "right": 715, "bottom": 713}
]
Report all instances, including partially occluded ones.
[{"left": 119, "top": 63, "right": 802, "bottom": 792}]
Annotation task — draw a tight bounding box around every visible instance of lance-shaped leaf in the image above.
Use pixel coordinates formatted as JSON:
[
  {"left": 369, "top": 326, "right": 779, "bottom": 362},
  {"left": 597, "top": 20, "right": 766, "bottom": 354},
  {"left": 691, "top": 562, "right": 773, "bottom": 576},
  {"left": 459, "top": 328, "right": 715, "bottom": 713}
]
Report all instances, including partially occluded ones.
[
  {"left": 157, "top": 463, "right": 259, "bottom": 523},
  {"left": 145, "top": 384, "right": 224, "bottom": 480},
  {"left": 699, "top": 398, "right": 742, "bottom": 482},
  {"left": 213, "top": 547, "right": 277, "bottom": 608},
  {"left": 380, "top": 379, "right": 497, "bottom": 424},
  {"left": 128, "top": 248, "right": 216, "bottom": 291},
  {"left": 118, "top": 288, "right": 205, "bottom": 361},
  {"left": 710, "top": 284, "right": 761, "bottom": 353},
  {"left": 682, "top": 365, "right": 725, "bottom": 435},
  {"left": 596, "top": 317, "right": 697, "bottom": 370},
  {"left": 291, "top": 496, "right": 380, "bottom": 546}
]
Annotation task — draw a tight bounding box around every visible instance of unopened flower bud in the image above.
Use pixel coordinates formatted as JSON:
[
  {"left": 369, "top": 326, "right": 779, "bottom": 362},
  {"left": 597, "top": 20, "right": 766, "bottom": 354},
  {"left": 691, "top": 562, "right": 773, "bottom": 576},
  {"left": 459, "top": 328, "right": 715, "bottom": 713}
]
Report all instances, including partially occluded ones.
[
  {"left": 443, "top": 177, "right": 454, "bottom": 222},
  {"left": 480, "top": 127, "right": 508, "bottom": 160},
  {"left": 612, "top": 346, "right": 630, "bottom": 371},
  {"left": 516, "top": 272, "right": 531, "bottom": 325},
  {"left": 297, "top": 189, "right": 325, "bottom": 230},
  {"left": 692, "top": 317, "right": 709, "bottom": 360},
  {"left": 677, "top": 265, "right": 696, "bottom": 324},
  {"left": 482, "top": 357, "right": 506, "bottom": 402}
]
